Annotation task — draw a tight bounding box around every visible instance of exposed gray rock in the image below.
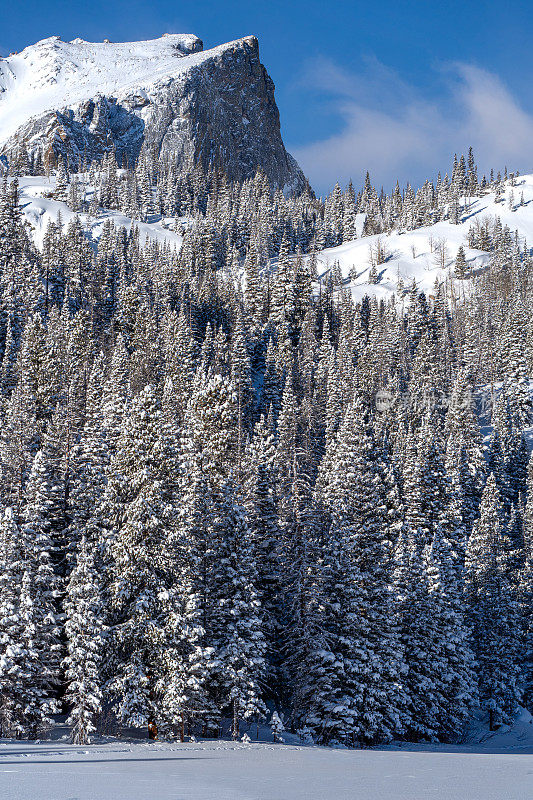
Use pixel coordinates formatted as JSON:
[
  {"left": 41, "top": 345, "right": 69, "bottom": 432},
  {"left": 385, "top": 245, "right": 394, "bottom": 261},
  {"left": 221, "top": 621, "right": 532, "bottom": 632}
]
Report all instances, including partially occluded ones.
[{"left": 0, "top": 34, "right": 307, "bottom": 192}]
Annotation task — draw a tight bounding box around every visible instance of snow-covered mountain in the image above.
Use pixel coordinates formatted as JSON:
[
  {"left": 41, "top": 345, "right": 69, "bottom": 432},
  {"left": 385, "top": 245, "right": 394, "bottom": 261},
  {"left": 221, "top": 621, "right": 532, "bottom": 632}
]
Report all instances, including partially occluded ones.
[{"left": 0, "top": 34, "right": 306, "bottom": 191}]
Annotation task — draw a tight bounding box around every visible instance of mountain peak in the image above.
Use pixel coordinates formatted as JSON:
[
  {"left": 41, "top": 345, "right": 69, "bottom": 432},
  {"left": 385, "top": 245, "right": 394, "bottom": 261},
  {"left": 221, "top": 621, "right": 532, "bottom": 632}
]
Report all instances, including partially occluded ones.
[{"left": 0, "top": 33, "right": 205, "bottom": 144}]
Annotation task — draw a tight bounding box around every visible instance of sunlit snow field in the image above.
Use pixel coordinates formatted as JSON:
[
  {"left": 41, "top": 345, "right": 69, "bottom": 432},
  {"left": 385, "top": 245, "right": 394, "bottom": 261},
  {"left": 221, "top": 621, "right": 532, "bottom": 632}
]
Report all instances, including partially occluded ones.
[{"left": 1, "top": 710, "right": 532, "bottom": 800}]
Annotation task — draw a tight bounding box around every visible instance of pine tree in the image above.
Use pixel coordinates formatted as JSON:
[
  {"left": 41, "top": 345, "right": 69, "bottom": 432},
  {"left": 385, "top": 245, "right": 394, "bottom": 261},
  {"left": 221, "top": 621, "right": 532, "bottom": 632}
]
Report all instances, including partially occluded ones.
[
  {"left": 0, "top": 504, "right": 59, "bottom": 737},
  {"left": 520, "top": 453, "right": 533, "bottom": 711},
  {"left": 454, "top": 246, "right": 469, "bottom": 279},
  {"left": 421, "top": 528, "right": 477, "bottom": 740},
  {"left": 179, "top": 373, "right": 266, "bottom": 736},
  {"left": 102, "top": 385, "right": 191, "bottom": 738},
  {"left": 207, "top": 484, "right": 267, "bottom": 739},
  {"left": 270, "top": 710, "right": 285, "bottom": 742},
  {"left": 54, "top": 159, "right": 69, "bottom": 202},
  {"left": 0, "top": 507, "right": 25, "bottom": 736},
  {"left": 63, "top": 536, "right": 104, "bottom": 744},
  {"left": 231, "top": 308, "right": 253, "bottom": 471},
  {"left": 465, "top": 475, "right": 522, "bottom": 729},
  {"left": 314, "top": 396, "right": 404, "bottom": 744},
  {"left": 244, "top": 416, "right": 283, "bottom": 662},
  {"left": 288, "top": 507, "right": 362, "bottom": 745}
]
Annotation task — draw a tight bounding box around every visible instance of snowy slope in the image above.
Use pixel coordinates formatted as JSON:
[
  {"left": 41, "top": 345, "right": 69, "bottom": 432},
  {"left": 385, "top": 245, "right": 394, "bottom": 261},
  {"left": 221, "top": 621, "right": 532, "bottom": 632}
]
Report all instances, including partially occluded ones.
[
  {"left": 16, "top": 177, "right": 183, "bottom": 251},
  {"left": 0, "top": 718, "right": 532, "bottom": 800},
  {"left": 12, "top": 173, "right": 533, "bottom": 279},
  {"left": 463, "top": 706, "right": 533, "bottom": 751},
  {"left": 315, "top": 175, "right": 533, "bottom": 304},
  {"left": 0, "top": 34, "right": 206, "bottom": 145}
]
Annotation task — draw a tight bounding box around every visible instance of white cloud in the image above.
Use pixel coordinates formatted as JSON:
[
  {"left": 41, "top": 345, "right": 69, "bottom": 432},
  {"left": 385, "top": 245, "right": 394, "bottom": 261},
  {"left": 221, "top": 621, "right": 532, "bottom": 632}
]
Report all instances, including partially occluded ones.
[{"left": 291, "top": 58, "right": 533, "bottom": 194}]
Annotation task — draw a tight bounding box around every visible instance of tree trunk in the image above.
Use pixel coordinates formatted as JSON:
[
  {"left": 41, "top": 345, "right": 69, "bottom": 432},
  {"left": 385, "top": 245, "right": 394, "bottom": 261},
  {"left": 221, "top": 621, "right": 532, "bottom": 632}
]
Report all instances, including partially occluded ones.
[{"left": 232, "top": 699, "right": 239, "bottom": 740}]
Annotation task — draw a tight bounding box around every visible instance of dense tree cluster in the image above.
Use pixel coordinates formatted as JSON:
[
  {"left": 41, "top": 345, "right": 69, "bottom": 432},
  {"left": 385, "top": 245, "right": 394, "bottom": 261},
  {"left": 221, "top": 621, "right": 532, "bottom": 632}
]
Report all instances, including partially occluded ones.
[{"left": 0, "top": 151, "right": 531, "bottom": 747}]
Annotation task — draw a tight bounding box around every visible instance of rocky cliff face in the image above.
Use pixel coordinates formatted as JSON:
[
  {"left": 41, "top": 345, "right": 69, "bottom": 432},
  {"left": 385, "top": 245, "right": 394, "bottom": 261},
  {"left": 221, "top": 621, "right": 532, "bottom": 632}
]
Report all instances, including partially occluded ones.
[{"left": 0, "top": 34, "right": 306, "bottom": 192}]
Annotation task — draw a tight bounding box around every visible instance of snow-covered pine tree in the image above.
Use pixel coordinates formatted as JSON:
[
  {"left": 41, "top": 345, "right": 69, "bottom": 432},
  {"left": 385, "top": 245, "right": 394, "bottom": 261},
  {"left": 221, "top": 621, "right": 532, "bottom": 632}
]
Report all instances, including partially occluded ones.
[
  {"left": 454, "top": 246, "right": 469, "bottom": 279},
  {"left": 0, "top": 507, "right": 25, "bottom": 736},
  {"left": 63, "top": 536, "right": 104, "bottom": 744},
  {"left": 243, "top": 416, "right": 283, "bottom": 678},
  {"left": 102, "top": 385, "right": 193, "bottom": 739},
  {"left": 314, "top": 395, "right": 404, "bottom": 744},
  {"left": 178, "top": 372, "right": 267, "bottom": 737},
  {"left": 270, "top": 710, "right": 285, "bottom": 742},
  {"left": 465, "top": 474, "right": 522, "bottom": 729},
  {"left": 0, "top": 504, "right": 59, "bottom": 737}
]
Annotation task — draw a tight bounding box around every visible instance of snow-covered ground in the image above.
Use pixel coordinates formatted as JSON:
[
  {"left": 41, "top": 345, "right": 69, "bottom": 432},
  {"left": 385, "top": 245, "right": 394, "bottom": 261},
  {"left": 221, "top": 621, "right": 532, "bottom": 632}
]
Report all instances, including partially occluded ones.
[
  {"left": 1, "top": 711, "right": 532, "bottom": 800},
  {"left": 316, "top": 174, "right": 533, "bottom": 303},
  {"left": 16, "top": 177, "right": 183, "bottom": 251}
]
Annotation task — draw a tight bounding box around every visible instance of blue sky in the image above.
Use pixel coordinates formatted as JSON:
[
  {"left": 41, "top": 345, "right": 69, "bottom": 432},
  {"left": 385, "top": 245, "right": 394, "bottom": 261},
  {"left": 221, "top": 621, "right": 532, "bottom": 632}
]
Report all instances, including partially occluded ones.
[{"left": 3, "top": 0, "right": 533, "bottom": 193}]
